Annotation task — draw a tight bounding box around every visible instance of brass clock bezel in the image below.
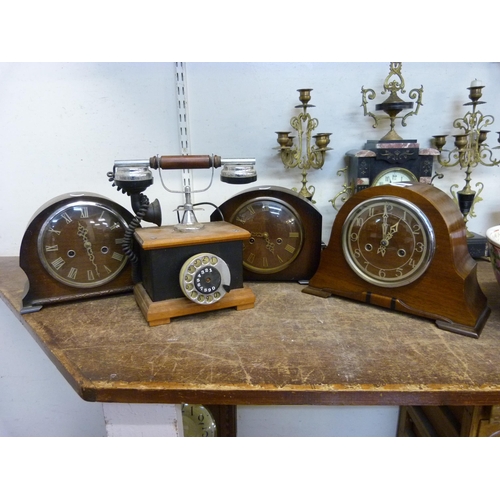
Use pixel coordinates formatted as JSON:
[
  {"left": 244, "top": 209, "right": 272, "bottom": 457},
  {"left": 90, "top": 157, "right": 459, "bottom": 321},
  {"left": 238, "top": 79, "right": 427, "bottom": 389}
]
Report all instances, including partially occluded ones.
[
  {"left": 37, "top": 200, "right": 129, "bottom": 289},
  {"left": 230, "top": 196, "right": 305, "bottom": 275},
  {"left": 341, "top": 195, "right": 436, "bottom": 288},
  {"left": 372, "top": 167, "right": 418, "bottom": 186}
]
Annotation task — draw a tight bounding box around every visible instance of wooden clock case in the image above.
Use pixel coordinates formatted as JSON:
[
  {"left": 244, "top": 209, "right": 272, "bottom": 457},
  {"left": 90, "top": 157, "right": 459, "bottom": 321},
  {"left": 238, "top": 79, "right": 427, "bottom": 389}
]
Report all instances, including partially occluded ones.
[
  {"left": 20, "top": 193, "right": 135, "bottom": 313},
  {"left": 304, "top": 183, "right": 490, "bottom": 338}
]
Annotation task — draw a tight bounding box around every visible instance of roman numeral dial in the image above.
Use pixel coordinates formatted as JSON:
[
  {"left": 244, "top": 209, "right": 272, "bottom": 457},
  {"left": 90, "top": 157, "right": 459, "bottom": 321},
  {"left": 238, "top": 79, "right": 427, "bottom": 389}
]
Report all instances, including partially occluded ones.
[
  {"left": 231, "top": 197, "right": 304, "bottom": 274},
  {"left": 38, "top": 201, "right": 129, "bottom": 288}
]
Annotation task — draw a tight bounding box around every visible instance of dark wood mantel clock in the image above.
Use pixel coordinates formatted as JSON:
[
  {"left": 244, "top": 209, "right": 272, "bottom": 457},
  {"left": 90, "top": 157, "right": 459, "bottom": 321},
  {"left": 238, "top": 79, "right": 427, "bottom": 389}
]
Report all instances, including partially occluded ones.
[
  {"left": 304, "top": 182, "right": 490, "bottom": 338},
  {"left": 20, "top": 193, "right": 136, "bottom": 313}
]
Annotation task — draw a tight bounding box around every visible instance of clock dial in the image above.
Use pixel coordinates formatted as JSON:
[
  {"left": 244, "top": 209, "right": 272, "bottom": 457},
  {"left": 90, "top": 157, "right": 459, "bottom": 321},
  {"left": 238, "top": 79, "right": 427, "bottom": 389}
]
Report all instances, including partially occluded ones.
[
  {"left": 230, "top": 197, "right": 304, "bottom": 274},
  {"left": 38, "top": 201, "right": 128, "bottom": 289},
  {"left": 181, "top": 404, "right": 217, "bottom": 437},
  {"left": 372, "top": 167, "right": 418, "bottom": 186},
  {"left": 342, "top": 196, "right": 435, "bottom": 287}
]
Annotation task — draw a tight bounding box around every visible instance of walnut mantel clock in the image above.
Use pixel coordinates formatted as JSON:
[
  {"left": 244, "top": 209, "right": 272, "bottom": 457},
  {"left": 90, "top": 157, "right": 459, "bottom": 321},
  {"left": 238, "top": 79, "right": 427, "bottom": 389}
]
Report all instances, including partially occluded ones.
[
  {"left": 304, "top": 182, "right": 490, "bottom": 338},
  {"left": 20, "top": 193, "right": 135, "bottom": 313}
]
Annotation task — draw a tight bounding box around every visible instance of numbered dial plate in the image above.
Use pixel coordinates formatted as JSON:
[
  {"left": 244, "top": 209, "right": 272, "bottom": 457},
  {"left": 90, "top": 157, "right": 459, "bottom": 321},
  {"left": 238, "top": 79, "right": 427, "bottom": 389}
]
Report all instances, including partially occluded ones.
[
  {"left": 230, "top": 197, "right": 304, "bottom": 274},
  {"left": 181, "top": 404, "right": 217, "bottom": 437},
  {"left": 38, "top": 201, "right": 128, "bottom": 289},
  {"left": 342, "top": 196, "right": 435, "bottom": 287},
  {"left": 180, "top": 253, "right": 231, "bottom": 304},
  {"left": 372, "top": 167, "right": 418, "bottom": 186}
]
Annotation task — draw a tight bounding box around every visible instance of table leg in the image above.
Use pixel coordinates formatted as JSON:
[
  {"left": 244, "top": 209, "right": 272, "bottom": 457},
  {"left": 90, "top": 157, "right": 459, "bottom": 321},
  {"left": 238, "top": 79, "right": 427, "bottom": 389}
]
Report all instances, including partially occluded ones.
[{"left": 102, "top": 403, "right": 184, "bottom": 437}]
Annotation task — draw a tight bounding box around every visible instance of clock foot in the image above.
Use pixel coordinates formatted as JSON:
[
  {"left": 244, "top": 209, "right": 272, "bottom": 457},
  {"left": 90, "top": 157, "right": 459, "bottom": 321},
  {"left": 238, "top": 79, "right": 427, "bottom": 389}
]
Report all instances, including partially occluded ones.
[
  {"left": 20, "top": 303, "right": 43, "bottom": 314},
  {"left": 302, "top": 284, "right": 491, "bottom": 339},
  {"left": 302, "top": 285, "right": 332, "bottom": 298},
  {"left": 435, "top": 306, "right": 491, "bottom": 339}
]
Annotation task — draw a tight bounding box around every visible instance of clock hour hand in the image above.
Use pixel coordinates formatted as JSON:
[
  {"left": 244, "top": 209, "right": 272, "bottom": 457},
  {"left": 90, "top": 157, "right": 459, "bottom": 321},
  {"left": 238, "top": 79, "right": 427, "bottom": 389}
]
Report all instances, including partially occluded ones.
[
  {"left": 386, "top": 220, "right": 400, "bottom": 241},
  {"left": 378, "top": 220, "right": 399, "bottom": 256}
]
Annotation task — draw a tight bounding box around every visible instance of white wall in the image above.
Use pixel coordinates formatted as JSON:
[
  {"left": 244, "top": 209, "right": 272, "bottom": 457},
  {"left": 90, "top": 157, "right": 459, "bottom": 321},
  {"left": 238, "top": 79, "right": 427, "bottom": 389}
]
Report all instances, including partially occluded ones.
[
  {"left": 1, "top": 62, "right": 499, "bottom": 436},
  {"left": 2, "top": 62, "right": 500, "bottom": 255},
  {"left": 0, "top": 300, "right": 106, "bottom": 437}
]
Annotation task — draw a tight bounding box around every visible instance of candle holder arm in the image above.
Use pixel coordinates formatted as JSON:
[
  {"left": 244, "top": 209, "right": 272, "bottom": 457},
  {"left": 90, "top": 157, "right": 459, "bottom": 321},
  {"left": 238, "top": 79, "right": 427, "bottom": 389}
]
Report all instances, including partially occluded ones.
[
  {"left": 478, "top": 143, "right": 500, "bottom": 167},
  {"left": 436, "top": 148, "right": 462, "bottom": 168},
  {"left": 361, "top": 87, "right": 380, "bottom": 129},
  {"left": 330, "top": 165, "right": 354, "bottom": 211},
  {"left": 401, "top": 86, "right": 424, "bottom": 127},
  {"left": 279, "top": 146, "right": 301, "bottom": 169}
]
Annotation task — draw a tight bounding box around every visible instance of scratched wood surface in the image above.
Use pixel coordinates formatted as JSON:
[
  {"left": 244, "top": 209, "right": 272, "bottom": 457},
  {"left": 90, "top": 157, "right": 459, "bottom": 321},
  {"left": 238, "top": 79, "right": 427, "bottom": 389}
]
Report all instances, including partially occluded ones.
[{"left": 1, "top": 256, "right": 500, "bottom": 406}]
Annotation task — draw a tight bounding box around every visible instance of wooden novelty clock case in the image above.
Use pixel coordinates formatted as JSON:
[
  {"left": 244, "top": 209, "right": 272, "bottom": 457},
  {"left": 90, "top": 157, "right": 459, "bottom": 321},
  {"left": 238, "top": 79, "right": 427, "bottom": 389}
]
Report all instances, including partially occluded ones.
[{"left": 304, "top": 183, "right": 490, "bottom": 338}]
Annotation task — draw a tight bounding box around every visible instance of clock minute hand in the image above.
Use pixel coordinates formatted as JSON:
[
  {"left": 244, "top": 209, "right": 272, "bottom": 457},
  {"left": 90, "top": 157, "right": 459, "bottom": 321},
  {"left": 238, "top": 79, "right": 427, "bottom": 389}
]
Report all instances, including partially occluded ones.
[
  {"left": 381, "top": 204, "right": 389, "bottom": 240},
  {"left": 77, "top": 222, "right": 100, "bottom": 276},
  {"left": 251, "top": 231, "right": 275, "bottom": 254},
  {"left": 378, "top": 205, "right": 389, "bottom": 256}
]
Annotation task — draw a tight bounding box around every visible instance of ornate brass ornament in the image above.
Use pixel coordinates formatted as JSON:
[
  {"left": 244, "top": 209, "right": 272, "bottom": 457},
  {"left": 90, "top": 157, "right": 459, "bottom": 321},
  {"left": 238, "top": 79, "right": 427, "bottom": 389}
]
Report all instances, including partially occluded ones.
[
  {"left": 331, "top": 63, "right": 430, "bottom": 212},
  {"left": 433, "top": 81, "right": 500, "bottom": 237},
  {"left": 361, "top": 62, "right": 424, "bottom": 141},
  {"left": 330, "top": 165, "right": 355, "bottom": 211},
  {"left": 275, "top": 89, "right": 332, "bottom": 202}
]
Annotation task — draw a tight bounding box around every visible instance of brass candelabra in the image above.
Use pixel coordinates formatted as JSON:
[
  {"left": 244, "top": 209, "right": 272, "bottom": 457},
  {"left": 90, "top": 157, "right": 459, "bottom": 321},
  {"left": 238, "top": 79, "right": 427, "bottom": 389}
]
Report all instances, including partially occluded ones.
[
  {"left": 433, "top": 81, "right": 500, "bottom": 236},
  {"left": 275, "top": 88, "right": 331, "bottom": 201},
  {"left": 361, "top": 62, "right": 423, "bottom": 141}
]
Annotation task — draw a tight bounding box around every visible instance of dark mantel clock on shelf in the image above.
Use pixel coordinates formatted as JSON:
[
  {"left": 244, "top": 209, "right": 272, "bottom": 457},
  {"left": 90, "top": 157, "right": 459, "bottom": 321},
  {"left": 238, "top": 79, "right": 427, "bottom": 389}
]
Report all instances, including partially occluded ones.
[
  {"left": 349, "top": 139, "right": 436, "bottom": 190},
  {"left": 331, "top": 139, "right": 440, "bottom": 211}
]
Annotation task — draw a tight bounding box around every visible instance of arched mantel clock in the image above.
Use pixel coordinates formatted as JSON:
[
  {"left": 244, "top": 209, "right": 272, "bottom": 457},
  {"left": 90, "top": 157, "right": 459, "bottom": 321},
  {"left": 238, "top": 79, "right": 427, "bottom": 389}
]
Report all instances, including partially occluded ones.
[{"left": 304, "top": 182, "right": 490, "bottom": 338}]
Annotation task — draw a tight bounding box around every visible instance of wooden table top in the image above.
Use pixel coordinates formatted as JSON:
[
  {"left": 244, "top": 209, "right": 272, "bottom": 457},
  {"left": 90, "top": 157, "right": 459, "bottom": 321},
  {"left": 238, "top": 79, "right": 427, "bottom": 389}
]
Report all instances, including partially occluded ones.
[{"left": 2, "top": 256, "right": 500, "bottom": 406}]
